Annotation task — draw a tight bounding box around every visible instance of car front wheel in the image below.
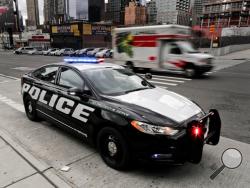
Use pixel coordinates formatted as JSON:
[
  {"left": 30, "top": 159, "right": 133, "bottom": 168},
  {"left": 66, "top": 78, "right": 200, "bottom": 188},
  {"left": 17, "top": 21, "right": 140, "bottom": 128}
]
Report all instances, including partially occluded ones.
[{"left": 97, "top": 127, "right": 131, "bottom": 170}]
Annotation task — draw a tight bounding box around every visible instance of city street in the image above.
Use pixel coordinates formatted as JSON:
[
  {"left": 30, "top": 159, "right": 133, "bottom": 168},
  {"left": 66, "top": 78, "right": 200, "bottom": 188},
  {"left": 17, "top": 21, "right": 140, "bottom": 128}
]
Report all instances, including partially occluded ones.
[{"left": 0, "top": 50, "right": 250, "bottom": 187}]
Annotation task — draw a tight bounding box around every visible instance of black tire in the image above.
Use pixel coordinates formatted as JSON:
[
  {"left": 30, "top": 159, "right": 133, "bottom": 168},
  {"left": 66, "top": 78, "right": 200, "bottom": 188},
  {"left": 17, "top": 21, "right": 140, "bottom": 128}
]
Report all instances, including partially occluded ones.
[
  {"left": 97, "top": 127, "right": 131, "bottom": 170},
  {"left": 184, "top": 64, "right": 196, "bottom": 78},
  {"left": 24, "top": 95, "right": 39, "bottom": 121}
]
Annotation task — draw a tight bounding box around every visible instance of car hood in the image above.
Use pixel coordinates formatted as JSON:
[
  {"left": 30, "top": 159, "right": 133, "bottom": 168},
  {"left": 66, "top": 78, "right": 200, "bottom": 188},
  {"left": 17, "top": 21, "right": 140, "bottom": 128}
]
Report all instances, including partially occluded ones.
[{"left": 110, "top": 87, "right": 203, "bottom": 123}]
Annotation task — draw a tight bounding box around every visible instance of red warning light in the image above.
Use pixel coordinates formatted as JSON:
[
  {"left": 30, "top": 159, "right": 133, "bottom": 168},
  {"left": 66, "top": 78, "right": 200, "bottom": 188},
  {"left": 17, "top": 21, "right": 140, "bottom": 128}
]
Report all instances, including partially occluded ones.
[
  {"left": 192, "top": 127, "right": 201, "bottom": 137},
  {"left": 188, "top": 121, "right": 204, "bottom": 139}
]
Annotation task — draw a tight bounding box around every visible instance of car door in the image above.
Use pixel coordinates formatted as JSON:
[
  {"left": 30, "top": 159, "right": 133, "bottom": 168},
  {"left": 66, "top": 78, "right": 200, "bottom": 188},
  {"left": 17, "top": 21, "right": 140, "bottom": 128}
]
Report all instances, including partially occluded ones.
[
  {"left": 54, "top": 66, "right": 96, "bottom": 136},
  {"left": 161, "top": 42, "right": 184, "bottom": 71},
  {"left": 31, "top": 65, "right": 60, "bottom": 118}
]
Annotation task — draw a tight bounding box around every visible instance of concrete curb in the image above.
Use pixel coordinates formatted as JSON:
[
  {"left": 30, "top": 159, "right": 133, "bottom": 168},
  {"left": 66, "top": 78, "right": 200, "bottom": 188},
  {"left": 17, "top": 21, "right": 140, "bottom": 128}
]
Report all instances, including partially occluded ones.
[{"left": 0, "top": 128, "right": 73, "bottom": 188}]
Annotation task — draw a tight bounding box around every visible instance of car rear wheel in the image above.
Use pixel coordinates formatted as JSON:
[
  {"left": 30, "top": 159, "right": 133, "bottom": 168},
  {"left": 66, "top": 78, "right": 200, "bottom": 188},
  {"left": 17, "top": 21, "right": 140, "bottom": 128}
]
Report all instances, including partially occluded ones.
[
  {"left": 97, "top": 127, "right": 131, "bottom": 170},
  {"left": 24, "top": 95, "right": 39, "bottom": 121}
]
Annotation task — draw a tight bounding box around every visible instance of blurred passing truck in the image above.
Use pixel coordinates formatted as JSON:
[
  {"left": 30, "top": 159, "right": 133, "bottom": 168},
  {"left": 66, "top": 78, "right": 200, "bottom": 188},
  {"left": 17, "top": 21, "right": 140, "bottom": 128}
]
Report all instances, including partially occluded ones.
[{"left": 113, "top": 25, "right": 214, "bottom": 77}]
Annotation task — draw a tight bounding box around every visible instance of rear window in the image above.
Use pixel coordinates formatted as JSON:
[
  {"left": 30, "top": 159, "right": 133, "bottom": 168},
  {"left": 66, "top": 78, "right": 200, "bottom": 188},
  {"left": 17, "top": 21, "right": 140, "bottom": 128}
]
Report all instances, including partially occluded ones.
[{"left": 33, "top": 66, "right": 59, "bottom": 83}]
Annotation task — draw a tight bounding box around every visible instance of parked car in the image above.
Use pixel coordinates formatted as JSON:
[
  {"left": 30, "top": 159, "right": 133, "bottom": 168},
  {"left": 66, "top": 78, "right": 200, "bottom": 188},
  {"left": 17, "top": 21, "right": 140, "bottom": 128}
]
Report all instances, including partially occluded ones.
[
  {"left": 14, "top": 47, "right": 35, "bottom": 54},
  {"left": 54, "top": 49, "right": 65, "bottom": 56},
  {"left": 63, "top": 48, "right": 74, "bottom": 56},
  {"left": 87, "top": 48, "right": 104, "bottom": 57},
  {"left": 43, "top": 48, "right": 56, "bottom": 55},
  {"left": 28, "top": 48, "right": 43, "bottom": 55},
  {"left": 109, "top": 49, "right": 113, "bottom": 58},
  {"left": 55, "top": 48, "right": 73, "bottom": 56},
  {"left": 70, "top": 50, "right": 80, "bottom": 57},
  {"left": 48, "top": 48, "right": 59, "bottom": 56},
  {"left": 95, "top": 49, "right": 111, "bottom": 58},
  {"left": 78, "top": 48, "right": 94, "bottom": 57}
]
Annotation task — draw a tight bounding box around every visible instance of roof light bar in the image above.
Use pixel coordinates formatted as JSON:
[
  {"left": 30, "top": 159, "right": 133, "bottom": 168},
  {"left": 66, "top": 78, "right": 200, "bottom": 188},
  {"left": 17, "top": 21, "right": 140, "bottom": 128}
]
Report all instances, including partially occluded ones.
[{"left": 64, "top": 57, "right": 100, "bottom": 64}]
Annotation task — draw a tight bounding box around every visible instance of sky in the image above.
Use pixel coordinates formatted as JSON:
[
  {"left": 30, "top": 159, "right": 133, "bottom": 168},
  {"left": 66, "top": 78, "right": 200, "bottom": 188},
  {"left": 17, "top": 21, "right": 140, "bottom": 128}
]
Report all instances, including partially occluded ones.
[{"left": 18, "top": 0, "right": 43, "bottom": 25}]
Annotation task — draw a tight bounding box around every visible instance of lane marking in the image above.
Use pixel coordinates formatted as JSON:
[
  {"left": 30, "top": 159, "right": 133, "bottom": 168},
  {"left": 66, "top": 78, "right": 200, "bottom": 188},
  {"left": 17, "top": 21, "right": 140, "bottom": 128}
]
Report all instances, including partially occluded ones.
[
  {"left": 149, "top": 80, "right": 177, "bottom": 86},
  {"left": 0, "top": 73, "right": 20, "bottom": 80},
  {"left": 138, "top": 74, "right": 192, "bottom": 81},
  {"left": 12, "top": 67, "right": 34, "bottom": 71},
  {"left": 0, "top": 81, "right": 8, "bottom": 84},
  {"left": 0, "top": 94, "right": 24, "bottom": 113},
  {"left": 157, "top": 86, "right": 168, "bottom": 89},
  {"left": 149, "top": 77, "right": 185, "bottom": 83}
]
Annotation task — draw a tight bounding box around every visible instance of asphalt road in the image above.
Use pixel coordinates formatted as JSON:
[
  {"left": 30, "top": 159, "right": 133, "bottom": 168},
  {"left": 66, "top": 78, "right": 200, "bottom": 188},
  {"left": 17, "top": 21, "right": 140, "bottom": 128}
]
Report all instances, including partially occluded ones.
[
  {"left": 0, "top": 51, "right": 250, "bottom": 187},
  {"left": 0, "top": 51, "right": 249, "bottom": 144}
]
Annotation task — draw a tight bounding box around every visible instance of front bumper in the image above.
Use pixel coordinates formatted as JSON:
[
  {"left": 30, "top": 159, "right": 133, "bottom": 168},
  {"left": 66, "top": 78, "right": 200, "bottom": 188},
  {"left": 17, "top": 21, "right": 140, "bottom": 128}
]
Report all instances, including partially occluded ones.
[{"left": 128, "top": 109, "right": 221, "bottom": 164}]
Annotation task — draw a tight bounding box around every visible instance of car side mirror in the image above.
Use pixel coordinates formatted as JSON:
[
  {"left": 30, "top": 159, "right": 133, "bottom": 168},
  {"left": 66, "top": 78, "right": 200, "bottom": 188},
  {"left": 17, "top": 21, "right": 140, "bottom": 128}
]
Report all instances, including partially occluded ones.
[
  {"left": 145, "top": 73, "right": 152, "bottom": 80},
  {"left": 68, "top": 87, "right": 84, "bottom": 96}
]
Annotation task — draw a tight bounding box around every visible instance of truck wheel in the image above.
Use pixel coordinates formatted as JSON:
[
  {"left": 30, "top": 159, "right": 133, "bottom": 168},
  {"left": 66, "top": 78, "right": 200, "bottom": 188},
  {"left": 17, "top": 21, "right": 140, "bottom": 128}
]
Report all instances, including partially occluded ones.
[
  {"left": 184, "top": 65, "right": 196, "bottom": 78},
  {"left": 125, "top": 62, "right": 135, "bottom": 72},
  {"left": 23, "top": 95, "right": 39, "bottom": 121},
  {"left": 97, "top": 127, "right": 131, "bottom": 170}
]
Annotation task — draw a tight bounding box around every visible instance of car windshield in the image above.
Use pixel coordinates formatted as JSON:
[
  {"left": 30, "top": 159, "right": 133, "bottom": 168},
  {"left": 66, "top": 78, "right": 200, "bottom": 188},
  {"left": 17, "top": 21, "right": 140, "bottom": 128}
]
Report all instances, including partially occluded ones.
[
  {"left": 84, "top": 68, "right": 153, "bottom": 95},
  {"left": 177, "top": 41, "right": 199, "bottom": 53}
]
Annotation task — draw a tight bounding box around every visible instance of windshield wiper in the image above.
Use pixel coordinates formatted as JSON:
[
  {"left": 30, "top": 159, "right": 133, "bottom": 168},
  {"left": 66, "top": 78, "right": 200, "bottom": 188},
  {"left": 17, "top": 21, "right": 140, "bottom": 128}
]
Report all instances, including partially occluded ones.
[{"left": 125, "top": 87, "right": 150, "bottom": 94}]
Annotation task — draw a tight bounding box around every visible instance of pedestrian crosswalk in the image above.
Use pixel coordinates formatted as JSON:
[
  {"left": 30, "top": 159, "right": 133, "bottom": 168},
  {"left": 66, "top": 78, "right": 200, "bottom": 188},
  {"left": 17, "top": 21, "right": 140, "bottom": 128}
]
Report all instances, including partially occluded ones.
[{"left": 138, "top": 74, "right": 192, "bottom": 89}]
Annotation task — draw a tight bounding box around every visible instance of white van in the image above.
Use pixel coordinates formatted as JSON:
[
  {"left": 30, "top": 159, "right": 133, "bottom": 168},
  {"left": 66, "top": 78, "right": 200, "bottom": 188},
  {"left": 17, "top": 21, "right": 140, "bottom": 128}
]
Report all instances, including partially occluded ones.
[
  {"left": 14, "top": 47, "right": 35, "bottom": 54},
  {"left": 113, "top": 25, "right": 214, "bottom": 77}
]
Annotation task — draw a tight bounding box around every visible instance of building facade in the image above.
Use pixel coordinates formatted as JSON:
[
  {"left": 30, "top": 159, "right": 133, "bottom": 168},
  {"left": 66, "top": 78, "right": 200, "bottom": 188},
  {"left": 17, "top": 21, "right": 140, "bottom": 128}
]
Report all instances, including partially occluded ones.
[
  {"left": 146, "top": 0, "right": 157, "bottom": 24},
  {"left": 202, "top": 0, "right": 250, "bottom": 28},
  {"left": 0, "top": 0, "right": 15, "bottom": 31},
  {"left": 50, "top": 22, "right": 112, "bottom": 49},
  {"left": 191, "top": 0, "right": 203, "bottom": 25},
  {"left": 44, "top": 0, "right": 104, "bottom": 25},
  {"left": 124, "top": 1, "right": 146, "bottom": 25},
  {"left": 44, "top": 0, "right": 56, "bottom": 24},
  {"left": 68, "top": 0, "right": 104, "bottom": 21},
  {"left": 106, "top": 0, "right": 130, "bottom": 25},
  {"left": 26, "top": 0, "right": 40, "bottom": 26},
  {"left": 156, "top": 0, "right": 190, "bottom": 26}
]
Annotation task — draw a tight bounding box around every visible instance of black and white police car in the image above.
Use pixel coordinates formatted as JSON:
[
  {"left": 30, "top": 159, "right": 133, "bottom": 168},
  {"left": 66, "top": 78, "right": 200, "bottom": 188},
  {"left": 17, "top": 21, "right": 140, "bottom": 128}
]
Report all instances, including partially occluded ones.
[{"left": 21, "top": 57, "right": 221, "bottom": 170}]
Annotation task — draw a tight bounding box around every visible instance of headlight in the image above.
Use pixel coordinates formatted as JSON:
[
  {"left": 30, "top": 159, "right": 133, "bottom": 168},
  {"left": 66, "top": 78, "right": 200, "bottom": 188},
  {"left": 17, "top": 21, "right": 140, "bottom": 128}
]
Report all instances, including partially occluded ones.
[{"left": 131, "top": 120, "right": 179, "bottom": 136}]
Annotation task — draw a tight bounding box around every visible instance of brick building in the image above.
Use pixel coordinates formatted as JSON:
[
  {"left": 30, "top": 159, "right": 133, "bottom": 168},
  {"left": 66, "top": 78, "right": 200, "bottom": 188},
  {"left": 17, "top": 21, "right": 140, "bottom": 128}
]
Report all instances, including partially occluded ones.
[{"left": 124, "top": 1, "right": 146, "bottom": 26}]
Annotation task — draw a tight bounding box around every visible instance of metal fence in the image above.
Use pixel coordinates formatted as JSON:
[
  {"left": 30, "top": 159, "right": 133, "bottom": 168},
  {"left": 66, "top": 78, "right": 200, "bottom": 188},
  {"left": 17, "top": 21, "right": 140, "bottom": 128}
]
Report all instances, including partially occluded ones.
[{"left": 192, "top": 36, "right": 250, "bottom": 48}]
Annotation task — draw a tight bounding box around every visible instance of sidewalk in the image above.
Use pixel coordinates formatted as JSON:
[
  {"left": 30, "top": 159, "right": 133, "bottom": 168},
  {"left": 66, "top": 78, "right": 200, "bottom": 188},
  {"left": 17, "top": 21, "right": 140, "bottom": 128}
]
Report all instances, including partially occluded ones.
[
  {"left": 0, "top": 129, "right": 72, "bottom": 188},
  {"left": 215, "top": 48, "right": 250, "bottom": 60}
]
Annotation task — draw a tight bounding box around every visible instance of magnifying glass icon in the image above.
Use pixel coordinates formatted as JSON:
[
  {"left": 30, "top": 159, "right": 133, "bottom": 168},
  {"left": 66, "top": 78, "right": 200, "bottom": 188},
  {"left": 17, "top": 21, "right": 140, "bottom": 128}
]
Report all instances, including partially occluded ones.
[{"left": 210, "top": 148, "right": 243, "bottom": 180}]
